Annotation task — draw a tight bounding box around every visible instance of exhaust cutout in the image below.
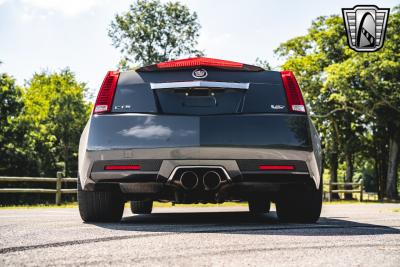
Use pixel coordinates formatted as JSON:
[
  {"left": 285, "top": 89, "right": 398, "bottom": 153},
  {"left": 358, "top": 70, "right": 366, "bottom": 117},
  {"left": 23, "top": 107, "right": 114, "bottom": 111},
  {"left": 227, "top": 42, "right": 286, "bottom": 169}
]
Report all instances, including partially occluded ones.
[
  {"left": 180, "top": 171, "right": 199, "bottom": 190},
  {"left": 203, "top": 171, "right": 221, "bottom": 191}
]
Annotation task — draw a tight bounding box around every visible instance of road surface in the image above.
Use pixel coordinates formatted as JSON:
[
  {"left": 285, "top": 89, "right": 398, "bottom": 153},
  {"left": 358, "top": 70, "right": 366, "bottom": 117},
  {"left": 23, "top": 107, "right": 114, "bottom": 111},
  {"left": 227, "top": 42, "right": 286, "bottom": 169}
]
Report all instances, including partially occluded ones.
[{"left": 0, "top": 203, "right": 399, "bottom": 266}]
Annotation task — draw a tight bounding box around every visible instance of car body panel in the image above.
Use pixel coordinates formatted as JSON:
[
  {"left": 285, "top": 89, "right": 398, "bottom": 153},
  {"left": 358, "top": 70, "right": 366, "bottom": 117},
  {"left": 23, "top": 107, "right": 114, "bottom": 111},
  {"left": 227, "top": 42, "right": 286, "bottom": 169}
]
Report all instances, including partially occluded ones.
[{"left": 86, "top": 113, "right": 311, "bottom": 150}]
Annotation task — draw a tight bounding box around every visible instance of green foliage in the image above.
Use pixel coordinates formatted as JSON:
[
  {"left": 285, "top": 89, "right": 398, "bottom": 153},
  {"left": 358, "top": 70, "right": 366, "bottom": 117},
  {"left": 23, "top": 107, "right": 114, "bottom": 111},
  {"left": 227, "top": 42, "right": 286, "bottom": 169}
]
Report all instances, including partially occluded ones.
[
  {"left": 0, "top": 74, "right": 21, "bottom": 154},
  {"left": 108, "top": 0, "right": 203, "bottom": 67},
  {"left": 0, "top": 73, "right": 35, "bottom": 176},
  {"left": 254, "top": 58, "right": 272, "bottom": 70},
  {"left": 20, "top": 69, "right": 92, "bottom": 177},
  {"left": 275, "top": 6, "right": 400, "bottom": 198},
  {"left": 0, "top": 70, "right": 91, "bottom": 204},
  {"left": 0, "top": 69, "right": 92, "bottom": 178}
]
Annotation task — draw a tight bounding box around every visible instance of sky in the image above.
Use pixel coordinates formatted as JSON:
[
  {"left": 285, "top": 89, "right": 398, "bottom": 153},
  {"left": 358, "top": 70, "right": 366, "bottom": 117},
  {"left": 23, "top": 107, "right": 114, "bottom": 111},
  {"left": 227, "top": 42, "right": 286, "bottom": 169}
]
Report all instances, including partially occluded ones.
[{"left": 0, "top": 0, "right": 398, "bottom": 97}]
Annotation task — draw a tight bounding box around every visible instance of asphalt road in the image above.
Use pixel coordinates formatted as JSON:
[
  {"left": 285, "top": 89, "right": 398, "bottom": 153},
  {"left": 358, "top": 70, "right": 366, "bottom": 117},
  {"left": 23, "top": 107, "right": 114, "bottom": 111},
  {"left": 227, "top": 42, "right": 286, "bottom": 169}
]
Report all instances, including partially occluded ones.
[{"left": 0, "top": 203, "right": 399, "bottom": 266}]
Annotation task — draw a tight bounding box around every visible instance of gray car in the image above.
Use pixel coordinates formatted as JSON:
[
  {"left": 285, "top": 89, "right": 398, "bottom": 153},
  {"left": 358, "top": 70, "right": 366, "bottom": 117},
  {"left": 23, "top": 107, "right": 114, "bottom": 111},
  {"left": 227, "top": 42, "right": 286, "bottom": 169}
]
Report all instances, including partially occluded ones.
[{"left": 78, "top": 57, "right": 322, "bottom": 223}]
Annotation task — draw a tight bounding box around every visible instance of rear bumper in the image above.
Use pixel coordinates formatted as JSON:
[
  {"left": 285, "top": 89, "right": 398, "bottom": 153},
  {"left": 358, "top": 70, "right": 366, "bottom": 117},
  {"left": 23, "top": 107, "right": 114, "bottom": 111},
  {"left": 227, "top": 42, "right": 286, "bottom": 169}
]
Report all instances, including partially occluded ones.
[
  {"left": 88, "top": 159, "right": 310, "bottom": 183},
  {"left": 79, "top": 147, "right": 321, "bottom": 202},
  {"left": 88, "top": 177, "right": 314, "bottom": 203}
]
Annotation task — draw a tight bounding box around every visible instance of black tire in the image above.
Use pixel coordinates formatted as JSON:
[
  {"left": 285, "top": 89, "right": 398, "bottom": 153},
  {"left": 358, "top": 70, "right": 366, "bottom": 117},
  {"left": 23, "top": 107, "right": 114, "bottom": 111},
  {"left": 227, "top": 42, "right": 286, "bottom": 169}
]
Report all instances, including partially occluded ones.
[
  {"left": 130, "top": 200, "right": 153, "bottom": 214},
  {"left": 248, "top": 200, "right": 271, "bottom": 214},
  {"left": 276, "top": 182, "right": 322, "bottom": 223},
  {"left": 77, "top": 176, "right": 124, "bottom": 222}
]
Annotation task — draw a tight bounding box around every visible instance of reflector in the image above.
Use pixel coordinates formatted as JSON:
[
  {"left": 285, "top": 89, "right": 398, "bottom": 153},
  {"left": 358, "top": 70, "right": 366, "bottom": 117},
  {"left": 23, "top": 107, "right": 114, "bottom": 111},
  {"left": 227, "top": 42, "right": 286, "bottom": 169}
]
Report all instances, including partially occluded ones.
[
  {"left": 104, "top": 165, "right": 141, "bottom": 171},
  {"left": 258, "top": 165, "right": 295, "bottom": 171}
]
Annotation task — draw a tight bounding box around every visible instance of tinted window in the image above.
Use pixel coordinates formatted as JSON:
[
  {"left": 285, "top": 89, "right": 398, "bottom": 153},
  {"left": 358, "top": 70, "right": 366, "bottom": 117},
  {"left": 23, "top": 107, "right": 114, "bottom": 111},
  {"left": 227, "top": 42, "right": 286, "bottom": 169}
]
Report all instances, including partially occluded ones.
[
  {"left": 112, "top": 81, "right": 288, "bottom": 114},
  {"left": 242, "top": 84, "right": 288, "bottom": 113},
  {"left": 112, "top": 83, "right": 157, "bottom": 113}
]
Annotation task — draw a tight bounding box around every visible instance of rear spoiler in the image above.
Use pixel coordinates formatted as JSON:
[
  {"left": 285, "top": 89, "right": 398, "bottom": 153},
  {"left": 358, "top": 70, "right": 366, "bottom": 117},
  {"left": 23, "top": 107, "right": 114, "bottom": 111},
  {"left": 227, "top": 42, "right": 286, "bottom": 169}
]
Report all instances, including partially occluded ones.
[{"left": 137, "top": 57, "right": 264, "bottom": 72}]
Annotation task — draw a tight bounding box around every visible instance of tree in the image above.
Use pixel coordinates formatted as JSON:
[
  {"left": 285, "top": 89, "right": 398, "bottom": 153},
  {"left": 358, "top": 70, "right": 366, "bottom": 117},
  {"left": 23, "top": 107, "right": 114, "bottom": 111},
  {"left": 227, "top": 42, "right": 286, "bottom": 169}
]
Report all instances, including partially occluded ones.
[
  {"left": 275, "top": 6, "right": 400, "bottom": 199},
  {"left": 0, "top": 73, "right": 36, "bottom": 176},
  {"left": 323, "top": 6, "right": 400, "bottom": 199},
  {"left": 108, "top": 0, "right": 202, "bottom": 67},
  {"left": 0, "top": 74, "right": 22, "bottom": 163},
  {"left": 22, "top": 69, "right": 92, "bottom": 177},
  {"left": 254, "top": 58, "right": 272, "bottom": 70},
  {"left": 275, "top": 15, "right": 357, "bottom": 198}
]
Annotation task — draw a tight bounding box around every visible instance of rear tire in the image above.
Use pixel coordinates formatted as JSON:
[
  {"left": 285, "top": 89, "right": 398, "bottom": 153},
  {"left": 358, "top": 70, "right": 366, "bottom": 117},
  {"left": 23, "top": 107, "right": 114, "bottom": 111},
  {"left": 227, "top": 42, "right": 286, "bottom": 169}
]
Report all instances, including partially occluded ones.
[
  {"left": 130, "top": 200, "right": 153, "bottom": 214},
  {"left": 248, "top": 200, "right": 271, "bottom": 214},
  {"left": 276, "top": 182, "right": 322, "bottom": 223},
  {"left": 77, "top": 176, "right": 124, "bottom": 222}
]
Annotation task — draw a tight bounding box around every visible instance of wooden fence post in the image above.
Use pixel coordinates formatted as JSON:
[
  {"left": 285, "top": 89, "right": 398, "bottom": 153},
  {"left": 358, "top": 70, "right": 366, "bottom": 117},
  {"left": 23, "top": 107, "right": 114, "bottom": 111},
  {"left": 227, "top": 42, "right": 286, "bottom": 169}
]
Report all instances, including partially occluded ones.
[
  {"left": 359, "top": 179, "right": 364, "bottom": 202},
  {"left": 55, "top": 172, "right": 62, "bottom": 205},
  {"left": 328, "top": 182, "right": 332, "bottom": 202}
]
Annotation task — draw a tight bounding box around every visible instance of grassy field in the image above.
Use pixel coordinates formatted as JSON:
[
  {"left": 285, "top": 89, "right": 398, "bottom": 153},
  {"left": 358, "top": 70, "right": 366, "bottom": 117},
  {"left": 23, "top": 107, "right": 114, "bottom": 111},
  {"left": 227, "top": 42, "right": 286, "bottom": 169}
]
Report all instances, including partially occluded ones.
[{"left": 0, "top": 201, "right": 249, "bottom": 209}]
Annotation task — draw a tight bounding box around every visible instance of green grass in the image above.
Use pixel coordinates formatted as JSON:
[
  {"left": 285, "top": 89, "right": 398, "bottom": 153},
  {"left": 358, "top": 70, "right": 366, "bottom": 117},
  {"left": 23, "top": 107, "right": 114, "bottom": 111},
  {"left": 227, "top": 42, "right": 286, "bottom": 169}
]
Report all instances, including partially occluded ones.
[
  {"left": 0, "top": 201, "right": 249, "bottom": 210},
  {"left": 323, "top": 200, "right": 377, "bottom": 204},
  {"left": 0, "top": 203, "right": 78, "bottom": 209},
  {"left": 151, "top": 202, "right": 248, "bottom": 208},
  {"left": 1, "top": 200, "right": 389, "bottom": 210}
]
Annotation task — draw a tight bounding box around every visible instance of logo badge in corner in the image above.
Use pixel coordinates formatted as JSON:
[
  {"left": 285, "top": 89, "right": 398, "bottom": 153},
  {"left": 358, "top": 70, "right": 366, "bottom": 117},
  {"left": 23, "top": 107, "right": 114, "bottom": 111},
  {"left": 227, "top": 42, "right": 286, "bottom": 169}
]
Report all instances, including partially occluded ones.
[
  {"left": 192, "top": 69, "right": 208, "bottom": 79},
  {"left": 342, "top": 5, "right": 390, "bottom": 52}
]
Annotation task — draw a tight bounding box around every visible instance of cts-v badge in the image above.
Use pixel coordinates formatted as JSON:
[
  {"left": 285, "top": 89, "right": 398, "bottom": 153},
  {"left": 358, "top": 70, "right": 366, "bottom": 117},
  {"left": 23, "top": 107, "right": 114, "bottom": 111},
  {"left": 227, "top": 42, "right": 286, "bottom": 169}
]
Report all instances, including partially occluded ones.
[{"left": 271, "top": 104, "right": 285, "bottom": 110}]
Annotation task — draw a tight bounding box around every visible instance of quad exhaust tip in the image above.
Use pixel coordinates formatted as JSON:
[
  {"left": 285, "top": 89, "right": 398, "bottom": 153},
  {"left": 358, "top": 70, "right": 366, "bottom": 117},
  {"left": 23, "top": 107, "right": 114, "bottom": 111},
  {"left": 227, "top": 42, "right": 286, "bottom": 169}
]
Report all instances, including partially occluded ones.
[
  {"left": 180, "top": 171, "right": 199, "bottom": 190},
  {"left": 203, "top": 171, "right": 221, "bottom": 191}
]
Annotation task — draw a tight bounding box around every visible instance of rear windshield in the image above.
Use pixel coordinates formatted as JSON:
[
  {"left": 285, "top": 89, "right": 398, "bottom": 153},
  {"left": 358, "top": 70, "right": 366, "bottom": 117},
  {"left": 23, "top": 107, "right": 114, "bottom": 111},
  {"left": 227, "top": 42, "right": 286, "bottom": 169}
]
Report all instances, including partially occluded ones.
[{"left": 112, "top": 83, "right": 289, "bottom": 115}]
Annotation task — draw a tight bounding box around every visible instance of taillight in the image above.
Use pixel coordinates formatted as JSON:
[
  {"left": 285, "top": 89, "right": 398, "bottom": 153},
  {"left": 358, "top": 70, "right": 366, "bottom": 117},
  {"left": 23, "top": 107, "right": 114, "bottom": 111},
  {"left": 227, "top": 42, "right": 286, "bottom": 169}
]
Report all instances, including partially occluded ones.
[
  {"left": 281, "top": 71, "right": 306, "bottom": 113},
  {"left": 157, "top": 57, "right": 243, "bottom": 69},
  {"left": 104, "top": 165, "right": 141, "bottom": 171},
  {"left": 258, "top": 165, "right": 295, "bottom": 171},
  {"left": 93, "top": 71, "right": 120, "bottom": 114},
  {"left": 137, "top": 57, "right": 264, "bottom": 72}
]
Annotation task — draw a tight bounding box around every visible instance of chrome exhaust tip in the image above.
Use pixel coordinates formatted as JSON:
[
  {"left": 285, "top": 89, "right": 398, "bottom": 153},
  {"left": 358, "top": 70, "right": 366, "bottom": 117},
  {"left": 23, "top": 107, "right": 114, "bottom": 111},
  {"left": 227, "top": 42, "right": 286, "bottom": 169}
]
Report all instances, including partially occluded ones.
[
  {"left": 203, "top": 171, "right": 221, "bottom": 191},
  {"left": 180, "top": 171, "right": 199, "bottom": 190}
]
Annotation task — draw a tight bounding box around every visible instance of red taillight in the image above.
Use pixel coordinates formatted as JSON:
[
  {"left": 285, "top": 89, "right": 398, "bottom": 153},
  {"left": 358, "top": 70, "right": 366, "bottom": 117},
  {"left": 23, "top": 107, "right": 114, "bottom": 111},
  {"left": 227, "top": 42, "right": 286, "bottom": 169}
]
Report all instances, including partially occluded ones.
[
  {"left": 258, "top": 165, "right": 295, "bottom": 171},
  {"left": 157, "top": 57, "right": 243, "bottom": 69},
  {"left": 137, "top": 57, "right": 264, "bottom": 72},
  {"left": 281, "top": 71, "right": 306, "bottom": 113},
  {"left": 93, "top": 71, "right": 120, "bottom": 114},
  {"left": 104, "top": 165, "right": 141, "bottom": 171}
]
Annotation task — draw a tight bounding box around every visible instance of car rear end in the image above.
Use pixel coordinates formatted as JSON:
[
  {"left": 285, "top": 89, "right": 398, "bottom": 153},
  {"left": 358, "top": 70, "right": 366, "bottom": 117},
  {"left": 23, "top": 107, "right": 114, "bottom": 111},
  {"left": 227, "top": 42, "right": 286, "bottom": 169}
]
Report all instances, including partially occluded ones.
[{"left": 78, "top": 57, "right": 322, "bottom": 223}]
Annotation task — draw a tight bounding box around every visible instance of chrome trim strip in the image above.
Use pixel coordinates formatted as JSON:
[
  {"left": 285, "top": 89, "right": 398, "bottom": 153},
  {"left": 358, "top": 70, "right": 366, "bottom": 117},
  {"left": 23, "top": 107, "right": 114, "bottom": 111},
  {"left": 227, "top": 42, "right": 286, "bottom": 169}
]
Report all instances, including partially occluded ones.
[
  {"left": 150, "top": 81, "right": 249, "bottom": 90},
  {"left": 167, "top": 165, "right": 232, "bottom": 182}
]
